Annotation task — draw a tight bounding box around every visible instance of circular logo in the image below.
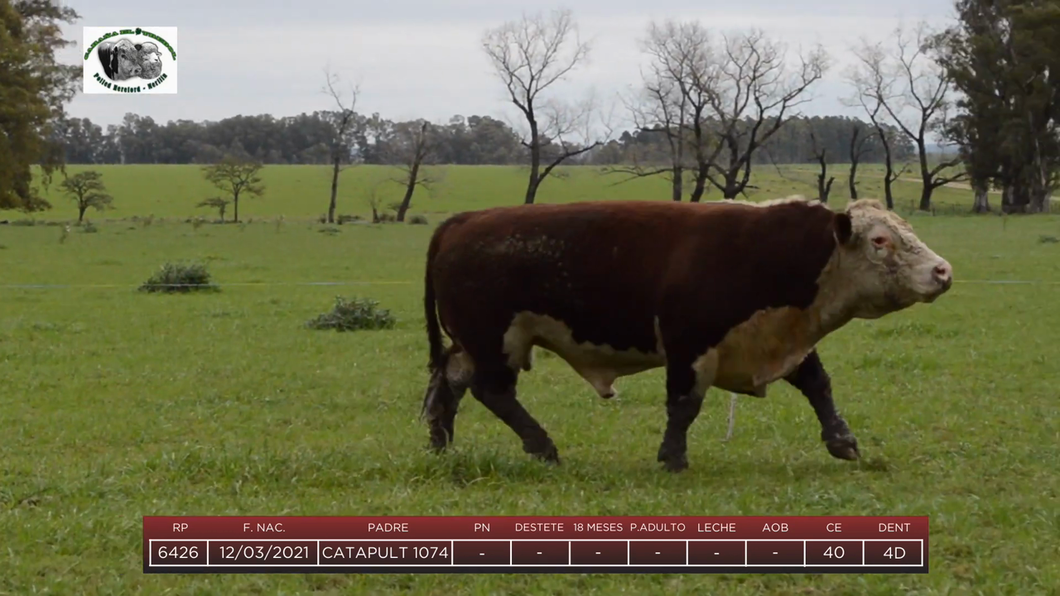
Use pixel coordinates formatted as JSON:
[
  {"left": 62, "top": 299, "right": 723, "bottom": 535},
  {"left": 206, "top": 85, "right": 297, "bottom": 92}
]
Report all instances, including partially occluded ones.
[{"left": 83, "top": 27, "right": 177, "bottom": 93}]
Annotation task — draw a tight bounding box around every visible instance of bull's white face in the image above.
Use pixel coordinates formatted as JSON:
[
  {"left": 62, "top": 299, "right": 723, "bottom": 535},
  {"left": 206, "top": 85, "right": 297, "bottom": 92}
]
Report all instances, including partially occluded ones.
[
  {"left": 139, "top": 43, "right": 162, "bottom": 78},
  {"left": 833, "top": 199, "right": 953, "bottom": 319},
  {"left": 114, "top": 40, "right": 142, "bottom": 78}
]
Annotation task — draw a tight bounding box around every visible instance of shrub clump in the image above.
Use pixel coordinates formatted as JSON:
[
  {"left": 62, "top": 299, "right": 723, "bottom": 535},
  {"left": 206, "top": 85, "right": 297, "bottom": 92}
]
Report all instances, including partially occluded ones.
[
  {"left": 408, "top": 214, "right": 428, "bottom": 225},
  {"left": 139, "top": 262, "right": 219, "bottom": 293},
  {"left": 306, "top": 296, "right": 396, "bottom": 332}
]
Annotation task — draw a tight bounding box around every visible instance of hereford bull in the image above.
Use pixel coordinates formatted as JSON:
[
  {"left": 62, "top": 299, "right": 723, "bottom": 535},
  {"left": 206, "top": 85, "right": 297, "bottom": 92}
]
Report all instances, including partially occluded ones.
[{"left": 420, "top": 197, "right": 953, "bottom": 471}]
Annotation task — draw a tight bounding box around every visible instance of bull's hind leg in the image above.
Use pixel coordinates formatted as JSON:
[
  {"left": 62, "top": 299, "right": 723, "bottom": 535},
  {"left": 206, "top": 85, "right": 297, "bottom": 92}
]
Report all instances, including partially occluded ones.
[
  {"left": 783, "top": 350, "right": 860, "bottom": 461},
  {"left": 422, "top": 346, "right": 472, "bottom": 452},
  {"left": 470, "top": 361, "right": 560, "bottom": 464},
  {"left": 657, "top": 350, "right": 718, "bottom": 472}
]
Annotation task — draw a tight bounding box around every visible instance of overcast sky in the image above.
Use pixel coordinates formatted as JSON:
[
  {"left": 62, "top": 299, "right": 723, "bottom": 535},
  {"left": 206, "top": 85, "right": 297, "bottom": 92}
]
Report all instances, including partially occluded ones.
[{"left": 59, "top": 0, "right": 958, "bottom": 130}]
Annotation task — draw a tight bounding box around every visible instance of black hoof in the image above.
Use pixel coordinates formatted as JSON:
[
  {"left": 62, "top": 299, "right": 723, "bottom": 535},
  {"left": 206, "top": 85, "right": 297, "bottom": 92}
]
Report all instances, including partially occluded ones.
[
  {"left": 428, "top": 427, "right": 452, "bottom": 453},
  {"left": 527, "top": 441, "right": 561, "bottom": 464},
  {"left": 661, "top": 457, "right": 688, "bottom": 472},
  {"left": 825, "top": 434, "right": 860, "bottom": 461},
  {"left": 657, "top": 445, "right": 688, "bottom": 472}
]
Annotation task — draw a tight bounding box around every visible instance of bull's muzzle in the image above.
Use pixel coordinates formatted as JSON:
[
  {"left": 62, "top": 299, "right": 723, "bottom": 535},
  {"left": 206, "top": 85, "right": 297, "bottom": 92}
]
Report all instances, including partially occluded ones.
[{"left": 925, "top": 259, "right": 953, "bottom": 301}]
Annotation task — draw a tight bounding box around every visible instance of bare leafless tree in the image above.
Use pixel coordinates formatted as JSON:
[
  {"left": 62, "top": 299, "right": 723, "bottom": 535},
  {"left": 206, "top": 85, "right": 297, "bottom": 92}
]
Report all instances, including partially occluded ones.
[
  {"left": 846, "top": 40, "right": 910, "bottom": 209},
  {"left": 322, "top": 66, "right": 361, "bottom": 223},
  {"left": 809, "top": 129, "right": 835, "bottom": 203},
  {"left": 847, "top": 122, "right": 874, "bottom": 199},
  {"left": 854, "top": 24, "right": 964, "bottom": 211},
  {"left": 612, "top": 20, "right": 712, "bottom": 201},
  {"left": 628, "top": 22, "right": 826, "bottom": 201},
  {"left": 388, "top": 120, "right": 444, "bottom": 222},
  {"left": 610, "top": 77, "right": 687, "bottom": 201},
  {"left": 702, "top": 30, "right": 828, "bottom": 199},
  {"left": 888, "top": 23, "right": 965, "bottom": 210},
  {"left": 482, "top": 9, "right": 609, "bottom": 204},
  {"left": 362, "top": 176, "right": 388, "bottom": 223}
]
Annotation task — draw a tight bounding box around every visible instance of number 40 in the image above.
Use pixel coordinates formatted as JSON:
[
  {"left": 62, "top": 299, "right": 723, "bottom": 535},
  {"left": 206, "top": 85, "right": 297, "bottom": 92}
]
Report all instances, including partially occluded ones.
[{"left": 823, "top": 546, "right": 846, "bottom": 558}]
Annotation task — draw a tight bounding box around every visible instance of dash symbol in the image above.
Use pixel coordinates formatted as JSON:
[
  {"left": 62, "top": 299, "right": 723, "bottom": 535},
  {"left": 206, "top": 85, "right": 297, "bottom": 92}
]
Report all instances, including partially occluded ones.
[
  {"left": 772, "top": 552, "right": 778, "bottom": 555},
  {"left": 595, "top": 551, "right": 601, "bottom": 555}
]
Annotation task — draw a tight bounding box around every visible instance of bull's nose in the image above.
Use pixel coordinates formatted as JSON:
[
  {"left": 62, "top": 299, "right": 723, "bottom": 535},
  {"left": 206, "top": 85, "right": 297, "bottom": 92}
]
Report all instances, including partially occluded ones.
[{"left": 933, "top": 261, "right": 953, "bottom": 289}]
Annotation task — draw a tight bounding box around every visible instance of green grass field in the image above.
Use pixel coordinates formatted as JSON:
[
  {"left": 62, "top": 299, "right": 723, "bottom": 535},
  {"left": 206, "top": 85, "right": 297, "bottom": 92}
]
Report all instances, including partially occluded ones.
[
  {"left": 14, "top": 162, "right": 988, "bottom": 223},
  {"left": 2, "top": 165, "right": 1059, "bottom": 594}
]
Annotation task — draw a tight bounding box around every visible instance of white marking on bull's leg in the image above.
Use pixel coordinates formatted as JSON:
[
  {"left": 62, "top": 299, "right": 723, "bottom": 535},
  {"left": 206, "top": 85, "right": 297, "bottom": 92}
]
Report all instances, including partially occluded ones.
[
  {"left": 501, "top": 317, "right": 535, "bottom": 372},
  {"left": 653, "top": 317, "right": 667, "bottom": 357},
  {"left": 425, "top": 346, "right": 474, "bottom": 452},
  {"left": 691, "top": 349, "right": 719, "bottom": 398},
  {"left": 445, "top": 347, "right": 475, "bottom": 390}
]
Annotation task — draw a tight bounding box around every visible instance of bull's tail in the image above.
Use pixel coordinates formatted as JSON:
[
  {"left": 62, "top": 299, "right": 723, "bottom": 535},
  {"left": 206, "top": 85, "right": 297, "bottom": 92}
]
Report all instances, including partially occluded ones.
[
  {"left": 421, "top": 222, "right": 452, "bottom": 422},
  {"left": 424, "top": 226, "right": 448, "bottom": 374}
]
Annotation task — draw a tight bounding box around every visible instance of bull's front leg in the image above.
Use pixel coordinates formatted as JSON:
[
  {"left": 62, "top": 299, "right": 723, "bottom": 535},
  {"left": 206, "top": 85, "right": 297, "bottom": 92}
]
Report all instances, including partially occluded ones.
[
  {"left": 783, "top": 350, "right": 860, "bottom": 461},
  {"left": 657, "top": 350, "right": 717, "bottom": 472}
]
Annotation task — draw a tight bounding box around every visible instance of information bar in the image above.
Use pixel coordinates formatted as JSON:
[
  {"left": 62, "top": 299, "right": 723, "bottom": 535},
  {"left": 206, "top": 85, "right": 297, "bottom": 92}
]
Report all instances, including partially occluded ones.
[{"left": 143, "top": 516, "right": 928, "bottom": 574}]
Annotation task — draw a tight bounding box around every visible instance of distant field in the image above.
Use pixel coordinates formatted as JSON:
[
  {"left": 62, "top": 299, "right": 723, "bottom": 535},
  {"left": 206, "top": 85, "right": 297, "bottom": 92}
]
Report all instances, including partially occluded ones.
[
  {"left": 12, "top": 162, "right": 986, "bottom": 223},
  {"left": 1, "top": 164, "right": 1059, "bottom": 594}
]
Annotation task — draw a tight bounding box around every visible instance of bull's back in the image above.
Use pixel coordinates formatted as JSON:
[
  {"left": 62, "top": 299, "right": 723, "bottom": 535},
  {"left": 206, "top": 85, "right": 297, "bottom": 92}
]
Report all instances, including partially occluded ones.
[{"left": 429, "top": 201, "right": 745, "bottom": 357}]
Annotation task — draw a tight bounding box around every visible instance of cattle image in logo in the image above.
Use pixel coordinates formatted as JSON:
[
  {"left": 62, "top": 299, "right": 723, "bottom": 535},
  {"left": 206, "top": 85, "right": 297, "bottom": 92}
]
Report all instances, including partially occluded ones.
[
  {"left": 97, "top": 37, "right": 163, "bottom": 81},
  {"left": 137, "top": 42, "right": 163, "bottom": 79},
  {"left": 420, "top": 197, "right": 954, "bottom": 471}
]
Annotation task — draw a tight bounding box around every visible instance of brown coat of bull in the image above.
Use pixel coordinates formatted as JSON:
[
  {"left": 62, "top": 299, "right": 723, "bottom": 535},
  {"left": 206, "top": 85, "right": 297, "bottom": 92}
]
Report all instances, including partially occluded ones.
[{"left": 421, "top": 197, "right": 953, "bottom": 471}]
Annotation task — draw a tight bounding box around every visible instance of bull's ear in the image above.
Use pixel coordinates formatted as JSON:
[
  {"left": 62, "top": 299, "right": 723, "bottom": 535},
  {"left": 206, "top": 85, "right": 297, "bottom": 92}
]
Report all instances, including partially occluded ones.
[{"left": 833, "top": 212, "right": 853, "bottom": 245}]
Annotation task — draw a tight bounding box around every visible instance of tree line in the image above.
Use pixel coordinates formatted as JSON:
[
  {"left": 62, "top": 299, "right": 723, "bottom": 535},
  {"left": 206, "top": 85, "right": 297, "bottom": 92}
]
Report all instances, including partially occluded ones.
[
  {"left": 55, "top": 111, "right": 914, "bottom": 170},
  {"left": 2, "top": 0, "right": 1057, "bottom": 217}
]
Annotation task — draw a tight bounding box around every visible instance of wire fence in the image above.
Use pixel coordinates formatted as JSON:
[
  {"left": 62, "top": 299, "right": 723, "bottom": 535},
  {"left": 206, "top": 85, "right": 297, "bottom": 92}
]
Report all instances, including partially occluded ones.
[
  {"left": 0, "top": 279, "right": 1058, "bottom": 291},
  {"left": 0, "top": 281, "right": 413, "bottom": 290}
]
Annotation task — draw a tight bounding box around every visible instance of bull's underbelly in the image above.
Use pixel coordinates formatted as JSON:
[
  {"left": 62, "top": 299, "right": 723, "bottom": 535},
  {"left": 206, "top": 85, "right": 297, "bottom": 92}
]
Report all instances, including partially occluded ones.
[
  {"left": 502, "top": 312, "right": 665, "bottom": 398},
  {"left": 711, "top": 347, "right": 814, "bottom": 396},
  {"left": 503, "top": 308, "right": 822, "bottom": 399}
]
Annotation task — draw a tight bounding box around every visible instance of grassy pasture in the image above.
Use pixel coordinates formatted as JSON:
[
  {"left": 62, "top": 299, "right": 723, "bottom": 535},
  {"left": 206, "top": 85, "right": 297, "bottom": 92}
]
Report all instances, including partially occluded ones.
[
  {"left": 1, "top": 165, "right": 1059, "bottom": 595},
  {"left": 16, "top": 162, "right": 987, "bottom": 223}
]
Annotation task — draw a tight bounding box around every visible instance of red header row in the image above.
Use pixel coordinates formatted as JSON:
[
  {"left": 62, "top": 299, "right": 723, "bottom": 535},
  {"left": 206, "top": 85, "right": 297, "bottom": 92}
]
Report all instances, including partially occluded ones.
[{"left": 143, "top": 516, "right": 928, "bottom": 540}]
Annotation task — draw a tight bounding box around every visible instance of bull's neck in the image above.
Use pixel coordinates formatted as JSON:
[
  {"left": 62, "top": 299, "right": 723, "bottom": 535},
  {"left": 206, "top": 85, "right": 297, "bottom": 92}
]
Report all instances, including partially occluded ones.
[{"left": 805, "top": 251, "right": 859, "bottom": 340}]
